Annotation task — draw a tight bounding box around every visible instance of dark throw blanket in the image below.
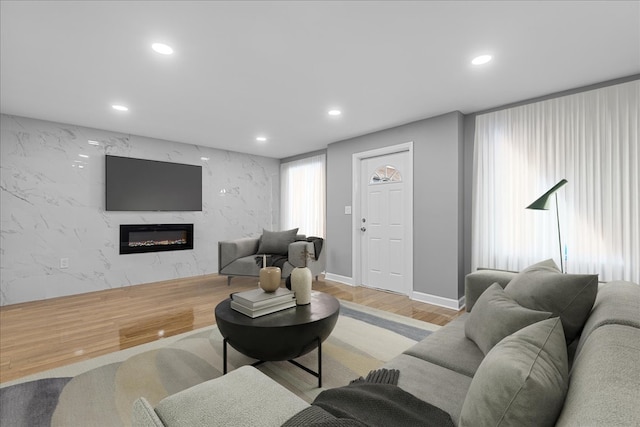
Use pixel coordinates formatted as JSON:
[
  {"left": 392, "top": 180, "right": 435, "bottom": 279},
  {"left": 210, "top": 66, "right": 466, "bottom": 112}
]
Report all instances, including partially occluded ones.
[
  {"left": 255, "top": 237, "right": 324, "bottom": 269},
  {"left": 306, "top": 236, "right": 324, "bottom": 260},
  {"left": 255, "top": 254, "right": 289, "bottom": 270},
  {"left": 283, "top": 369, "right": 455, "bottom": 427}
]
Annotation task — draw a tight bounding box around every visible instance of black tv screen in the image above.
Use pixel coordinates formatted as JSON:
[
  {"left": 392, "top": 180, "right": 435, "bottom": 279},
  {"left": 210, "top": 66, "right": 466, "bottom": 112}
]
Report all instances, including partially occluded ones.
[{"left": 106, "top": 155, "right": 202, "bottom": 211}]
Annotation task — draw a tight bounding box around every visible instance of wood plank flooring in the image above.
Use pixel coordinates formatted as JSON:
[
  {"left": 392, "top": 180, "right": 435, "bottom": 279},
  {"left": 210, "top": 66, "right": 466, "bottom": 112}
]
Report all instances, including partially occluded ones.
[{"left": 0, "top": 274, "right": 462, "bottom": 384}]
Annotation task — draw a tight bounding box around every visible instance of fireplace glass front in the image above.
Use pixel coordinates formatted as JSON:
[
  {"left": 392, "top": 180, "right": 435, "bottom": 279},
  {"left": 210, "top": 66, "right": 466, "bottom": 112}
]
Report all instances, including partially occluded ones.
[{"left": 120, "top": 224, "right": 194, "bottom": 254}]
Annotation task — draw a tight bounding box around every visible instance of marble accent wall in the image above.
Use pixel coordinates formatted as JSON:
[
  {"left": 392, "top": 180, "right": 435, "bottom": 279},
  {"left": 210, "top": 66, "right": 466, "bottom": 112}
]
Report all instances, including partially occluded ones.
[{"left": 0, "top": 114, "right": 280, "bottom": 306}]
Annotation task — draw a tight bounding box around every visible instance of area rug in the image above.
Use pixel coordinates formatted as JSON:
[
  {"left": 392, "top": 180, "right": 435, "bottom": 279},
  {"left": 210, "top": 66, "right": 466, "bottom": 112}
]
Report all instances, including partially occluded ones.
[{"left": 0, "top": 300, "right": 439, "bottom": 427}]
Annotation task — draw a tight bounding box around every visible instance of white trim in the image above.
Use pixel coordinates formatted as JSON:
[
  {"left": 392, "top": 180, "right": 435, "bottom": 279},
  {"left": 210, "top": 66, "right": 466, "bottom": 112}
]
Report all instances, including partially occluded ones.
[
  {"left": 411, "top": 291, "right": 466, "bottom": 311},
  {"left": 352, "top": 142, "right": 414, "bottom": 295},
  {"left": 324, "top": 273, "right": 355, "bottom": 286}
]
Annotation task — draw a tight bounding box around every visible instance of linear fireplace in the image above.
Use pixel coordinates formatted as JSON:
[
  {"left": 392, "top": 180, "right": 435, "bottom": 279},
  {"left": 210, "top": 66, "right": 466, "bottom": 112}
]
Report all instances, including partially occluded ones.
[{"left": 120, "top": 224, "right": 194, "bottom": 255}]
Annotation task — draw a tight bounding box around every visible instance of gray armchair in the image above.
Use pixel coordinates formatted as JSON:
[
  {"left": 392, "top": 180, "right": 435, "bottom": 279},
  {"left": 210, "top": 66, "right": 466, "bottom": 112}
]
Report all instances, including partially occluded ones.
[{"left": 218, "top": 231, "right": 325, "bottom": 286}]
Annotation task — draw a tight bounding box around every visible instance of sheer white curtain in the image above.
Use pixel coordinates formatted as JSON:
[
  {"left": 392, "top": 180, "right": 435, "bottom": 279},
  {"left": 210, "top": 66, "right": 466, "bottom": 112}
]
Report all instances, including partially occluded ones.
[
  {"left": 280, "top": 154, "right": 326, "bottom": 237},
  {"left": 473, "top": 80, "right": 639, "bottom": 283}
]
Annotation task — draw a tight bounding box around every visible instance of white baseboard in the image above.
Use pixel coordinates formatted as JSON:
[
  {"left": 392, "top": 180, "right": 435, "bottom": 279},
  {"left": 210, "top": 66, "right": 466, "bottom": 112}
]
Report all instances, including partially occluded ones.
[
  {"left": 323, "top": 275, "right": 465, "bottom": 310},
  {"left": 411, "top": 291, "right": 466, "bottom": 311},
  {"left": 324, "top": 273, "right": 355, "bottom": 286}
]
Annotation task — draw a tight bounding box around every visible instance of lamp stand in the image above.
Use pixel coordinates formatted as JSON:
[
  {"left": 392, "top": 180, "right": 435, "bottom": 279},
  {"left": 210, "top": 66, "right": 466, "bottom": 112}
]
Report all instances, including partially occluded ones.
[
  {"left": 555, "top": 193, "right": 564, "bottom": 273},
  {"left": 526, "top": 179, "right": 568, "bottom": 273}
]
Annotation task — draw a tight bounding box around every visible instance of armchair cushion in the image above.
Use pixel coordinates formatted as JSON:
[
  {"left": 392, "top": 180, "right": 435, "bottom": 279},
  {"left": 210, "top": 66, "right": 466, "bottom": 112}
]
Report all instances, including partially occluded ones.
[{"left": 257, "top": 228, "right": 299, "bottom": 255}]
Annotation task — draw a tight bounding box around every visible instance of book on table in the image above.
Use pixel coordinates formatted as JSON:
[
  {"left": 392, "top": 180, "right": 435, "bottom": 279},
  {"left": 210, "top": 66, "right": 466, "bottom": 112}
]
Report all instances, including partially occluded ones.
[
  {"left": 230, "top": 299, "right": 296, "bottom": 318},
  {"left": 231, "top": 287, "right": 295, "bottom": 309}
]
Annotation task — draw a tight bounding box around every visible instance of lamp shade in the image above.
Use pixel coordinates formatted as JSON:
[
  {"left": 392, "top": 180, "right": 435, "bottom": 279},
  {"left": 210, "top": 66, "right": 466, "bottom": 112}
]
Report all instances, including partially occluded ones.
[{"left": 526, "top": 179, "right": 568, "bottom": 210}]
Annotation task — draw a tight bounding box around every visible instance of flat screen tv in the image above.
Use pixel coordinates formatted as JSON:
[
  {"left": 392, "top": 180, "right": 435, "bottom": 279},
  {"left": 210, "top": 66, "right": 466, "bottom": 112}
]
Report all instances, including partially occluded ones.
[{"left": 106, "top": 155, "right": 202, "bottom": 211}]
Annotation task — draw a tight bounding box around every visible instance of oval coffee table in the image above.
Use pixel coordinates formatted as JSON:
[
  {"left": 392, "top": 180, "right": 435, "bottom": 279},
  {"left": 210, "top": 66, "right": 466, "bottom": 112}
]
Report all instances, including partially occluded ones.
[{"left": 215, "top": 291, "right": 340, "bottom": 387}]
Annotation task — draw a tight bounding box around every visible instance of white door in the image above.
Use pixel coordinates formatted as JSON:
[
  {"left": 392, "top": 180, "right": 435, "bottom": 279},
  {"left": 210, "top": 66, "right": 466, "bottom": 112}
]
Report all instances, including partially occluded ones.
[{"left": 359, "top": 150, "right": 411, "bottom": 294}]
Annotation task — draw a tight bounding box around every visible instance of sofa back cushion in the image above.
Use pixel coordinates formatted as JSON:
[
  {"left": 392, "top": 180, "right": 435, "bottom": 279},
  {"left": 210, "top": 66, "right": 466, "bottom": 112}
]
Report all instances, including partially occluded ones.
[
  {"left": 459, "top": 317, "right": 569, "bottom": 427},
  {"left": 257, "top": 228, "right": 299, "bottom": 255},
  {"left": 504, "top": 259, "right": 598, "bottom": 343},
  {"left": 465, "top": 283, "right": 552, "bottom": 355}
]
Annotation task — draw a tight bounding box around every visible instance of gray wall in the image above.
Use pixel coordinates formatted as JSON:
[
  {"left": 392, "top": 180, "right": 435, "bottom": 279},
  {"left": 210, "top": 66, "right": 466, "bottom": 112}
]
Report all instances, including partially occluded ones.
[{"left": 326, "top": 111, "right": 466, "bottom": 301}]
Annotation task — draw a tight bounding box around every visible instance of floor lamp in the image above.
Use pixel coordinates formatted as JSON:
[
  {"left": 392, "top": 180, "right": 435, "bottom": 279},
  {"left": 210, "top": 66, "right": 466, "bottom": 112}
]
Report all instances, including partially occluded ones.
[{"left": 526, "top": 179, "right": 568, "bottom": 273}]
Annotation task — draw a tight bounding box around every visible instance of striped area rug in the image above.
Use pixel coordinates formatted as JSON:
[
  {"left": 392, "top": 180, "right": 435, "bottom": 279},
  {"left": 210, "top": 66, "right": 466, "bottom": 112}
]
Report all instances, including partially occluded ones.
[{"left": 0, "top": 300, "right": 439, "bottom": 427}]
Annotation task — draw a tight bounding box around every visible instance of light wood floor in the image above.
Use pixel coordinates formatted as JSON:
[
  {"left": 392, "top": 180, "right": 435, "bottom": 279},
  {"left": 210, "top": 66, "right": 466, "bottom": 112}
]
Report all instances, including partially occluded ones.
[{"left": 0, "top": 274, "right": 462, "bottom": 384}]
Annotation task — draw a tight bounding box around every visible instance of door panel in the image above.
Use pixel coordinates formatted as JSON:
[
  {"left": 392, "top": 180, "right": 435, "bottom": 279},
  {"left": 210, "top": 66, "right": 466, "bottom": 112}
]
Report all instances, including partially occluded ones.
[{"left": 360, "top": 151, "right": 409, "bottom": 294}]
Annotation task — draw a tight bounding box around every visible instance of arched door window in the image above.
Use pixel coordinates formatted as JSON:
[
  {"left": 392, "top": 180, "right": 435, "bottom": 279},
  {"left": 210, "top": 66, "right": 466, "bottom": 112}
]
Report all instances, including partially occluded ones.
[{"left": 370, "top": 165, "right": 402, "bottom": 184}]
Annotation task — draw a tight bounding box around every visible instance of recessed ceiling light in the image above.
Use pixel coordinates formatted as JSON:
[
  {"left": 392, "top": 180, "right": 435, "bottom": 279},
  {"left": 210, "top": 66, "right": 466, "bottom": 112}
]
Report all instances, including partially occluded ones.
[
  {"left": 328, "top": 109, "right": 342, "bottom": 116},
  {"left": 87, "top": 140, "right": 100, "bottom": 146},
  {"left": 471, "top": 54, "right": 492, "bottom": 65},
  {"left": 78, "top": 154, "right": 89, "bottom": 158},
  {"left": 256, "top": 136, "right": 267, "bottom": 142},
  {"left": 200, "top": 157, "right": 209, "bottom": 161},
  {"left": 112, "top": 104, "right": 129, "bottom": 112},
  {"left": 152, "top": 43, "right": 173, "bottom": 55}
]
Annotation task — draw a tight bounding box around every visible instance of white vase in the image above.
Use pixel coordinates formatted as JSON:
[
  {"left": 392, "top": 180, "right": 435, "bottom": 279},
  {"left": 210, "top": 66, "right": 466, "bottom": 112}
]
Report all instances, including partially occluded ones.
[{"left": 291, "top": 267, "right": 312, "bottom": 305}]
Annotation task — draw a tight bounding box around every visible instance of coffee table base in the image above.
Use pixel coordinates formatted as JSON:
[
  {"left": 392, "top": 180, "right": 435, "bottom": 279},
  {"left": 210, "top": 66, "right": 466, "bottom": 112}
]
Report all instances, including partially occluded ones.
[{"left": 223, "top": 337, "right": 323, "bottom": 387}]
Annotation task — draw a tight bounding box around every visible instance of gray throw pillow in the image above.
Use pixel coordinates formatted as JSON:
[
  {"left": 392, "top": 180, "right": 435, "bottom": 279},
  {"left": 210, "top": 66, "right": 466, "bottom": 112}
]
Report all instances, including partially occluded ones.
[
  {"left": 459, "top": 317, "right": 569, "bottom": 427},
  {"left": 257, "top": 228, "right": 299, "bottom": 255},
  {"left": 504, "top": 259, "right": 598, "bottom": 343},
  {"left": 465, "top": 283, "right": 552, "bottom": 355}
]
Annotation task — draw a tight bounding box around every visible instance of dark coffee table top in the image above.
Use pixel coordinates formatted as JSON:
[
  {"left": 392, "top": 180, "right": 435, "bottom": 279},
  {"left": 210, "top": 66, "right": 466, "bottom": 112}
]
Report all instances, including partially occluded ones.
[{"left": 215, "top": 291, "right": 340, "bottom": 361}]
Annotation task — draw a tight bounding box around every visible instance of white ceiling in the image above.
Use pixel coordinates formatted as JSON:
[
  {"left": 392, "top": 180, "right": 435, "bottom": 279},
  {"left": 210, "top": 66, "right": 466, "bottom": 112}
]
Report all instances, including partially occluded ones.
[{"left": 1, "top": 1, "right": 639, "bottom": 159}]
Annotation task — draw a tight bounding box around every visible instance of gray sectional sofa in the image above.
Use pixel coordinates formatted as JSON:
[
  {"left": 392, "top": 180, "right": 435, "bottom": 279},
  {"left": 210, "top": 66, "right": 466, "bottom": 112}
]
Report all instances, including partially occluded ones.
[{"left": 133, "top": 260, "right": 640, "bottom": 426}]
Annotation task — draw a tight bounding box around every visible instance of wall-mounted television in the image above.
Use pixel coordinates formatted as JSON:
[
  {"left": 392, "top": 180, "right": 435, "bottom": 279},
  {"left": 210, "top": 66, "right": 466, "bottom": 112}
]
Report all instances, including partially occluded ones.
[{"left": 106, "top": 155, "right": 202, "bottom": 211}]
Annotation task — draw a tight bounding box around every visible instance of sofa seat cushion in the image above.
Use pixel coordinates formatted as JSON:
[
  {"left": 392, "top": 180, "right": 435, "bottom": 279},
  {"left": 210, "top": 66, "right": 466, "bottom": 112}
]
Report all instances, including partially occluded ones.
[
  {"left": 459, "top": 317, "right": 568, "bottom": 427},
  {"left": 465, "top": 283, "right": 552, "bottom": 355},
  {"left": 382, "top": 354, "right": 473, "bottom": 426},
  {"left": 402, "top": 314, "right": 484, "bottom": 378},
  {"left": 150, "top": 366, "right": 309, "bottom": 427},
  {"left": 556, "top": 324, "right": 640, "bottom": 426},
  {"left": 504, "top": 259, "right": 598, "bottom": 343}
]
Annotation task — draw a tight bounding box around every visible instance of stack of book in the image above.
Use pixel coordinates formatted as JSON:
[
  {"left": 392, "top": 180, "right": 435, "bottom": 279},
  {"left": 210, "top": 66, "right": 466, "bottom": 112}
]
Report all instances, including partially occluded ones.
[{"left": 230, "top": 287, "right": 296, "bottom": 318}]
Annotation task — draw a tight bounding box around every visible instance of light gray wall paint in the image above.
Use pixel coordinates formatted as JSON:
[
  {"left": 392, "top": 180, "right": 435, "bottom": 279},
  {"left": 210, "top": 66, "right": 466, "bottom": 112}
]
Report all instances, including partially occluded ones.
[
  {"left": 325, "top": 75, "right": 640, "bottom": 302},
  {"left": 463, "top": 114, "right": 475, "bottom": 298},
  {"left": 326, "top": 111, "right": 466, "bottom": 300}
]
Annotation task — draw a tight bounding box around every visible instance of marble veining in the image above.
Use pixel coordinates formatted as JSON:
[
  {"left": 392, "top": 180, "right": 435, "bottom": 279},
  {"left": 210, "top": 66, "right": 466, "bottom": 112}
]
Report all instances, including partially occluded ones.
[{"left": 0, "top": 114, "right": 280, "bottom": 305}]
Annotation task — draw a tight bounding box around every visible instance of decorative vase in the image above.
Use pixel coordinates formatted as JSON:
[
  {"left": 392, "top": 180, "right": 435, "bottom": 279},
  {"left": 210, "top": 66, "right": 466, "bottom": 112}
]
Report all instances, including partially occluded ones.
[
  {"left": 291, "top": 266, "right": 312, "bottom": 305},
  {"left": 259, "top": 266, "right": 281, "bottom": 292}
]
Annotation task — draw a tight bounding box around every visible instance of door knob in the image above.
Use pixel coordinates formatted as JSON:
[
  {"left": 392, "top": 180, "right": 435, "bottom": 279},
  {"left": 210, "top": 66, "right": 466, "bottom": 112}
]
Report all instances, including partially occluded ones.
[{"left": 360, "top": 227, "right": 366, "bottom": 232}]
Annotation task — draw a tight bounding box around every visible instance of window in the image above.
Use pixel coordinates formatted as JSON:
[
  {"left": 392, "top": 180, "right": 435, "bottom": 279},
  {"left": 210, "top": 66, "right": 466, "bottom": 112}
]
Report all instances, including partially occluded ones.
[
  {"left": 370, "top": 165, "right": 402, "bottom": 184},
  {"left": 280, "top": 154, "right": 326, "bottom": 237},
  {"left": 473, "top": 80, "right": 638, "bottom": 283}
]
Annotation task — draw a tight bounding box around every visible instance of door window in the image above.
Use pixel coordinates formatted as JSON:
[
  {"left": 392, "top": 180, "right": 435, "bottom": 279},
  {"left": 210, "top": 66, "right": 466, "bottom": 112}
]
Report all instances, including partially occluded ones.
[{"left": 369, "top": 165, "right": 402, "bottom": 184}]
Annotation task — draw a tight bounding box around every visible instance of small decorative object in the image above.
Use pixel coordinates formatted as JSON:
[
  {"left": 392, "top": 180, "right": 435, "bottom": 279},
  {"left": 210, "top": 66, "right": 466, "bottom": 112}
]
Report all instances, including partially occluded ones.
[
  {"left": 259, "top": 253, "right": 281, "bottom": 293},
  {"left": 291, "top": 267, "right": 312, "bottom": 305},
  {"left": 291, "top": 247, "right": 313, "bottom": 305}
]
